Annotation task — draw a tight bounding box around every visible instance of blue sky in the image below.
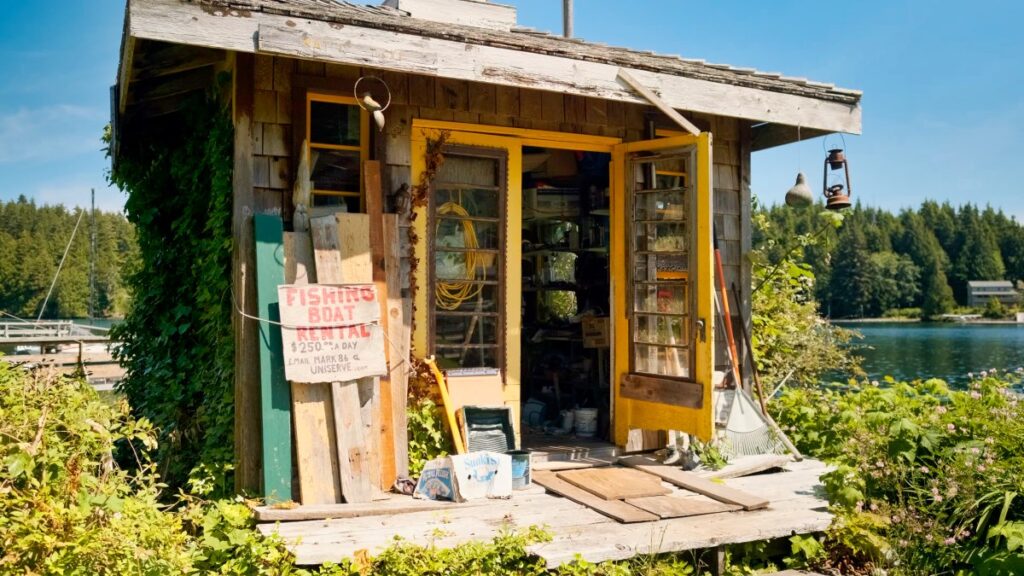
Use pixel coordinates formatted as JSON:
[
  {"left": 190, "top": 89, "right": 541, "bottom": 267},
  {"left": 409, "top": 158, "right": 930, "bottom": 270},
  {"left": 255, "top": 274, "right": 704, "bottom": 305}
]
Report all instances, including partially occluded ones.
[{"left": 2, "top": 1, "right": 1022, "bottom": 218}]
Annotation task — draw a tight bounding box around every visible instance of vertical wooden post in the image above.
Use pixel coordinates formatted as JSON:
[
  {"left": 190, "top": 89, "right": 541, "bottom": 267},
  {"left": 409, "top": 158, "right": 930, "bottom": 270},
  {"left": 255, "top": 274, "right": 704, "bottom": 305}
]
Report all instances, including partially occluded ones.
[
  {"left": 365, "top": 160, "right": 397, "bottom": 489},
  {"left": 254, "top": 213, "right": 292, "bottom": 503},
  {"left": 232, "top": 52, "right": 261, "bottom": 494},
  {"left": 384, "top": 213, "right": 410, "bottom": 478}
]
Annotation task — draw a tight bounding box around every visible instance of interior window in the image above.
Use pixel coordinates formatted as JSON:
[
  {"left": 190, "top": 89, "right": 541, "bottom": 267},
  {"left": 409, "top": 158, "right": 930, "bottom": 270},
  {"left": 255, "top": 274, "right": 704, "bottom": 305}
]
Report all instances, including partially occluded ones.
[{"left": 307, "top": 94, "right": 369, "bottom": 213}]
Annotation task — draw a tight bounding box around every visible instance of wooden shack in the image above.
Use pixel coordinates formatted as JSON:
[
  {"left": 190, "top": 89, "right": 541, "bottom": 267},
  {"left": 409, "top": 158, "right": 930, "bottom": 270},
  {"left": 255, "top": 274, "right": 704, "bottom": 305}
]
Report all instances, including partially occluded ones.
[{"left": 112, "top": 0, "right": 861, "bottom": 512}]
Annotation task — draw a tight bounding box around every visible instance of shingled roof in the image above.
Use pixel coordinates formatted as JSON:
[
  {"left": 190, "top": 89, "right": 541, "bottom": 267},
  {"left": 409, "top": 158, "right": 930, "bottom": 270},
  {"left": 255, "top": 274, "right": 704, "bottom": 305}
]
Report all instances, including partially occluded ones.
[{"left": 195, "top": 0, "right": 861, "bottom": 106}]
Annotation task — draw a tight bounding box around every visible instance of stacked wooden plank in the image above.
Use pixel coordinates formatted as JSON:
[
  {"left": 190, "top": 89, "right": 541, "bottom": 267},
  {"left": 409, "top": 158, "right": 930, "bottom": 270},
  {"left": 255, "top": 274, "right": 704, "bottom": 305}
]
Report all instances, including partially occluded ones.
[
  {"left": 253, "top": 161, "right": 412, "bottom": 505},
  {"left": 532, "top": 459, "right": 769, "bottom": 524}
]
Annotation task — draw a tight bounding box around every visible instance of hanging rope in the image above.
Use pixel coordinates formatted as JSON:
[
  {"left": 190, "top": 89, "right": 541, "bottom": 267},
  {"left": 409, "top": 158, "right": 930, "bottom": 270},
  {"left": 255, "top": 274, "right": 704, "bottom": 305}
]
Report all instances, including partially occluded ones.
[{"left": 434, "top": 201, "right": 486, "bottom": 311}]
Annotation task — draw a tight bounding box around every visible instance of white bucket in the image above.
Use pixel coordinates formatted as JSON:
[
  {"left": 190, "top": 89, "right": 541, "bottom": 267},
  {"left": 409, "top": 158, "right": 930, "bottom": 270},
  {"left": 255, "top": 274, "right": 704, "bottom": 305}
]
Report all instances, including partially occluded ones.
[
  {"left": 574, "top": 408, "right": 598, "bottom": 437},
  {"left": 560, "top": 410, "right": 575, "bottom": 432}
]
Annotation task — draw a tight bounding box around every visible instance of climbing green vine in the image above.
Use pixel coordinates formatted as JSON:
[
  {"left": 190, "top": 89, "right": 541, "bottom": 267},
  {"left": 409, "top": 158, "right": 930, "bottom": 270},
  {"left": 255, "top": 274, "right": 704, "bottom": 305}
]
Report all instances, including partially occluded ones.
[{"left": 108, "top": 85, "right": 236, "bottom": 497}]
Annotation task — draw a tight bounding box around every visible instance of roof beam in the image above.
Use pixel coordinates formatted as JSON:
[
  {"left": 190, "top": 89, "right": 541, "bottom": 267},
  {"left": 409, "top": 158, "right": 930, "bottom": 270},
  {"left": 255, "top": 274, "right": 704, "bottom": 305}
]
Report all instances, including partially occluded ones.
[
  {"left": 616, "top": 68, "right": 700, "bottom": 136},
  {"left": 128, "top": 0, "right": 861, "bottom": 134}
]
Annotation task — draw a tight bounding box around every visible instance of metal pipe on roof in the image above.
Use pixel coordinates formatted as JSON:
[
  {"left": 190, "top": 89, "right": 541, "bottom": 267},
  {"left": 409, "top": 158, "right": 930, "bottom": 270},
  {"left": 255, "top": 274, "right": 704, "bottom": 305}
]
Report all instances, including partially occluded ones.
[{"left": 563, "top": 0, "right": 573, "bottom": 38}]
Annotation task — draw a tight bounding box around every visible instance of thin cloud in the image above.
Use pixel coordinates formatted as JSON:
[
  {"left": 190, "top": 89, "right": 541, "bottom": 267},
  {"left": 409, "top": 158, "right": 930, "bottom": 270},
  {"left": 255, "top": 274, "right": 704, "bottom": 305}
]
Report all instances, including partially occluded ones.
[{"left": 0, "top": 105, "right": 106, "bottom": 164}]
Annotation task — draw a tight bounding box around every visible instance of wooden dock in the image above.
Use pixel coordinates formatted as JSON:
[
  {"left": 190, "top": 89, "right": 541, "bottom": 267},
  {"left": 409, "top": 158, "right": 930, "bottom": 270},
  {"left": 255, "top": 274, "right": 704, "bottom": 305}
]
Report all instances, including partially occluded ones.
[
  {"left": 257, "top": 458, "right": 831, "bottom": 568},
  {"left": 0, "top": 321, "right": 122, "bottom": 390}
]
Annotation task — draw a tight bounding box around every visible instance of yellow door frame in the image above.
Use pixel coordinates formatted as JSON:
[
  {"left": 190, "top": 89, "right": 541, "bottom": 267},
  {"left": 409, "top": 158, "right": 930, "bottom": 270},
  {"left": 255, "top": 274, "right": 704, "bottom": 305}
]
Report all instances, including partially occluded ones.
[
  {"left": 610, "top": 133, "right": 715, "bottom": 444},
  {"left": 411, "top": 119, "right": 713, "bottom": 446}
]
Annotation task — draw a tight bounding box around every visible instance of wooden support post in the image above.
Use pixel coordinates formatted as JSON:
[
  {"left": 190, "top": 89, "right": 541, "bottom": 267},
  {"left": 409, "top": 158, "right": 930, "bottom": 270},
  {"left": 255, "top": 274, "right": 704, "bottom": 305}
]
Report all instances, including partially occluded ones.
[
  {"left": 384, "top": 213, "right": 410, "bottom": 478},
  {"left": 616, "top": 68, "right": 701, "bottom": 136},
  {"left": 254, "top": 213, "right": 292, "bottom": 503},
  {"left": 232, "top": 52, "right": 262, "bottom": 494},
  {"left": 364, "top": 160, "right": 397, "bottom": 489}
]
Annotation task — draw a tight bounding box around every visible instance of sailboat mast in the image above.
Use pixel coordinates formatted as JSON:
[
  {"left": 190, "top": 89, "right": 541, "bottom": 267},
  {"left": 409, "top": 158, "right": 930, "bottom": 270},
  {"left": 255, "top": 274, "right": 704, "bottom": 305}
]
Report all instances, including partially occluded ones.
[{"left": 89, "top": 188, "right": 96, "bottom": 322}]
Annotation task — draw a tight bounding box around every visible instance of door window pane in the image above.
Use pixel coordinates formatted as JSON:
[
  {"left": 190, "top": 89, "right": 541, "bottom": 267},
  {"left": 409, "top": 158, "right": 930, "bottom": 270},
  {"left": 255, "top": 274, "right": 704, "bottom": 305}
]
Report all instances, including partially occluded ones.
[
  {"left": 431, "top": 151, "right": 506, "bottom": 370},
  {"left": 629, "top": 150, "right": 694, "bottom": 379}
]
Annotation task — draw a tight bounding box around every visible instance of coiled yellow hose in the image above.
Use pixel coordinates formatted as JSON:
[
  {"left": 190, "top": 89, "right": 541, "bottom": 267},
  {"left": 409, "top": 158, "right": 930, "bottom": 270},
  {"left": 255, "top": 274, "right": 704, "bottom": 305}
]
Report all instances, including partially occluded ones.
[{"left": 435, "top": 201, "right": 486, "bottom": 310}]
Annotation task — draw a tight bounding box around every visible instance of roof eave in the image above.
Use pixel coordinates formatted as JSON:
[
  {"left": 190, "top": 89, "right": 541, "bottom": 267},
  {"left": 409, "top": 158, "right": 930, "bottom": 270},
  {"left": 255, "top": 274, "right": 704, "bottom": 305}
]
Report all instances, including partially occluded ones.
[{"left": 127, "top": 0, "right": 862, "bottom": 136}]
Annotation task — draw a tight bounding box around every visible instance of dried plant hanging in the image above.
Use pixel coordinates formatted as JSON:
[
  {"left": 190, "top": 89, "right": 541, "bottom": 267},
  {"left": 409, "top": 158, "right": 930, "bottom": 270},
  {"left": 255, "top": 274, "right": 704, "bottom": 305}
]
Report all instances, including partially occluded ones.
[{"left": 406, "top": 130, "right": 451, "bottom": 350}]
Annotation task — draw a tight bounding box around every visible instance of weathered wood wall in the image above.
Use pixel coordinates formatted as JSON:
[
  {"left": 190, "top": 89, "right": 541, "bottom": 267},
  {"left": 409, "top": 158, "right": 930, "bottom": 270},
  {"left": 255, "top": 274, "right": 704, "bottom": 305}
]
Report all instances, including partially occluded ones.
[{"left": 233, "top": 55, "right": 753, "bottom": 481}]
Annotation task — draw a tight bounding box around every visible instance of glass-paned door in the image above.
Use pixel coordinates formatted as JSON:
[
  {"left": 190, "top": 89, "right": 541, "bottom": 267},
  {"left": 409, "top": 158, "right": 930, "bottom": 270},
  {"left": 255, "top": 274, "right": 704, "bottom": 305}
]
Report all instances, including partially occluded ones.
[{"left": 612, "top": 133, "right": 715, "bottom": 442}]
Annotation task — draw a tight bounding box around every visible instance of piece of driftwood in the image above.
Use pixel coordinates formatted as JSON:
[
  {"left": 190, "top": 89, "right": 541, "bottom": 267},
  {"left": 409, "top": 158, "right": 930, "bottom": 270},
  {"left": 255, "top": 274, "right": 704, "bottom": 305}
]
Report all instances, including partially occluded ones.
[
  {"left": 533, "top": 471, "right": 658, "bottom": 524},
  {"left": 619, "top": 456, "right": 769, "bottom": 510},
  {"left": 624, "top": 495, "right": 741, "bottom": 519},
  {"left": 556, "top": 467, "right": 671, "bottom": 501}
]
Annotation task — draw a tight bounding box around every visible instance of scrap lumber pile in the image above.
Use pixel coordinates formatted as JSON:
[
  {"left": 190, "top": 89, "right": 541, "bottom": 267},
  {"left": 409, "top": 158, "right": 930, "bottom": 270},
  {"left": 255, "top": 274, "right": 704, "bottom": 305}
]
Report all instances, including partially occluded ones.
[
  {"left": 532, "top": 456, "right": 769, "bottom": 524},
  {"left": 253, "top": 161, "right": 412, "bottom": 505}
]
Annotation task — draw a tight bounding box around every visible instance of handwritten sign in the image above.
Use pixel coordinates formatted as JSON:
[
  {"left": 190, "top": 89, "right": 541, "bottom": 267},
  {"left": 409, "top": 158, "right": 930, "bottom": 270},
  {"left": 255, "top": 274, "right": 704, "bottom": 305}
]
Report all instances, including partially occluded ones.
[{"left": 277, "top": 284, "right": 387, "bottom": 383}]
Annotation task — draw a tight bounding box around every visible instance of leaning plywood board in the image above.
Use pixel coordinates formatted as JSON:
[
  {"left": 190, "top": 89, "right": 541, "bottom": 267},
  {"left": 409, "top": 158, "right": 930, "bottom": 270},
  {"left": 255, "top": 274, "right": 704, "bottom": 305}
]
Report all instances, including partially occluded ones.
[
  {"left": 254, "top": 214, "right": 292, "bottom": 503},
  {"left": 334, "top": 212, "right": 383, "bottom": 494},
  {"left": 365, "top": 161, "right": 396, "bottom": 489},
  {"left": 619, "top": 456, "right": 769, "bottom": 510},
  {"left": 310, "top": 215, "right": 374, "bottom": 503},
  {"left": 557, "top": 467, "right": 671, "bottom": 501},
  {"left": 624, "top": 495, "right": 742, "bottom": 519},
  {"left": 533, "top": 471, "right": 658, "bottom": 524},
  {"left": 284, "top": 232, "right": 342, "bottom": 505}
]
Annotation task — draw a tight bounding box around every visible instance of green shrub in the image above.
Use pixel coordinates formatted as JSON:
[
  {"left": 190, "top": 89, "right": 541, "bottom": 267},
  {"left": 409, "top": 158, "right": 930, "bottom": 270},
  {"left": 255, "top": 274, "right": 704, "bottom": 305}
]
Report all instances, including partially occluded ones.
[
  {"left": 0, "top": 363, "right": 194, "bottom": 573},
  {"left": 773, "top": 371, "right": 1024, "bottom": 574}
]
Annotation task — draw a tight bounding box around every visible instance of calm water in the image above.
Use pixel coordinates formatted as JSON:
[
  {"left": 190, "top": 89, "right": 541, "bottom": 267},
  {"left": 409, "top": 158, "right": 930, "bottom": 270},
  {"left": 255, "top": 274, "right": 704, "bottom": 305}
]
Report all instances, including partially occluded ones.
[{"left": 834, "top": 322, "right": 1024, "bottom": 386}]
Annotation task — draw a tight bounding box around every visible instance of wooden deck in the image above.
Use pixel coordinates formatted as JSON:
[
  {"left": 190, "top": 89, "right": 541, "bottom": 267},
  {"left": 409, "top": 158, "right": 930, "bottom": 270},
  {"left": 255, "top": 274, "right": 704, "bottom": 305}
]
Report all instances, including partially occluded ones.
[{"left": 257, "top": 458, "right": 831, "bottom": 568}]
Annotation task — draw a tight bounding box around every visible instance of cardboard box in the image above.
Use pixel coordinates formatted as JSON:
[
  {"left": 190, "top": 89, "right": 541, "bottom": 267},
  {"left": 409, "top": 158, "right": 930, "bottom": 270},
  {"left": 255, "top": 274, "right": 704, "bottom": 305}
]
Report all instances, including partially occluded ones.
[
  {"left": 582, "top": 316, "right": 610, "bottom": 348},
  {"left": 413, "top": 452, "right": 512, "bottom": 501}
]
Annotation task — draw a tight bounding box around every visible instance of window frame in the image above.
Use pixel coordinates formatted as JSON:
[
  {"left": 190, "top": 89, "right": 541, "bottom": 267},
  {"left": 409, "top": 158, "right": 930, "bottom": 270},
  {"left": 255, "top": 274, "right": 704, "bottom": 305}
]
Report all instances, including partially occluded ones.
[
  {"left": 305, "top": 92, "right": 370, "bottom": 212},
  {"left": 427, "top": 145, "right": 508, "bottom": 372}
]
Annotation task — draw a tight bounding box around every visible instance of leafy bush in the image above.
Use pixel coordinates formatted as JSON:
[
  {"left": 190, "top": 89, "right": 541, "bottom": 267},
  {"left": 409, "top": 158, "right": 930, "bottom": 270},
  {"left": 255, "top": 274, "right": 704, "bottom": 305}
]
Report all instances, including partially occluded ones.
[
  {"left": 406, "top": 398, "right": 452, "bottom": 477},
  {"left": 0, "top": 363, "right": 193, "bottom": 573},
  {"left": 109, "top": 88, "right": 236, "bottom": 497},
  {"left": 750, "top": 208, "right": 862, "bottom": 386},
  {"left": 773, "top": 370, "right": 1024, "bottom": 574}
]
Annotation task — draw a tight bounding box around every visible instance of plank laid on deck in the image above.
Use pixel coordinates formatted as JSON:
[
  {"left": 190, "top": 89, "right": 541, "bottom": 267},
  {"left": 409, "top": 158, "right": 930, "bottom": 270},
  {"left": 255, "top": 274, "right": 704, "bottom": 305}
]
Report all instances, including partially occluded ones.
[
  {"left": 253, "top": 497, "right": 461, "bottom": 522},
  {"left": 619, "top": 455, "right": 769, "bottom": 510},
  {"left": 624, "top": 494, "right": 741, "bottom": 518},
  {"left": 533, "top": 471, "right": 658, "bottom": 523},
  {"left": 557, "top": 467, "right": 671, "bottom": 500}
]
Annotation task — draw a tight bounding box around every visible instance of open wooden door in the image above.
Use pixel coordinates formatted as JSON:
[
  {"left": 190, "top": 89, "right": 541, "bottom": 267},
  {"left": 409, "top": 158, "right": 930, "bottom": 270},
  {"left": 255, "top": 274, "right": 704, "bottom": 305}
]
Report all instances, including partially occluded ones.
[{"left": 611, "top": 133, "right": 714, "bottom": 444}]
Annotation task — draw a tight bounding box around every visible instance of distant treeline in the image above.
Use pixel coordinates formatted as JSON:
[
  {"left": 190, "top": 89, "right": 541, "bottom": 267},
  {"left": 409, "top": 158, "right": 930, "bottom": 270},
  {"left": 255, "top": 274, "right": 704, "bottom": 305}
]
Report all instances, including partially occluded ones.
[
  {"left": 755, "top": 201, "right": 1024, "bottom": 318},
  {"left": 0, "top": 196, "right": 138, "bottom": 319}
]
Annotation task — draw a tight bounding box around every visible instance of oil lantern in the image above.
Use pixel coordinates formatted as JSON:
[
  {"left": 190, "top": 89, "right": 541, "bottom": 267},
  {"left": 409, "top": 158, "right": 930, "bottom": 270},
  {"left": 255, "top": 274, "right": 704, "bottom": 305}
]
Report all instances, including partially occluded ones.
[{"left": 822, "top": 148, "right": 852, "bottom": 210}]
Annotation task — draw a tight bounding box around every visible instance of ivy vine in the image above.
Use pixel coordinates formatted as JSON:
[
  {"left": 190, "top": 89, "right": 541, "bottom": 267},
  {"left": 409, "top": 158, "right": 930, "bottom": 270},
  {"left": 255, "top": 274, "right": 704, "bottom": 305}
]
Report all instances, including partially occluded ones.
[{"left": 109, "top": 86, "right": 236, "bottom": 498}]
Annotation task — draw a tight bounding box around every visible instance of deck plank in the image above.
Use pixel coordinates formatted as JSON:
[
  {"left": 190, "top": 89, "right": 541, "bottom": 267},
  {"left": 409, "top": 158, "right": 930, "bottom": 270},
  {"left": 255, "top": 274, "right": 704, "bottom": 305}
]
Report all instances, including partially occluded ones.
[
  {"left": 533, "top": 471, "right": 659, "bottom": 523},
  {"left": 619, "top": 456, "right": 769, "bottom": 510}
]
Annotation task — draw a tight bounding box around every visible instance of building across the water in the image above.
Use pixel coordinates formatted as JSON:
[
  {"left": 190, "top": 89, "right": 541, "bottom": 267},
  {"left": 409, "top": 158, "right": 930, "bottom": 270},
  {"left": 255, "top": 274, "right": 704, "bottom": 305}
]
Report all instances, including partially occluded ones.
[{"left": 967, "top": 280, "right": 1020, "bottom": 307}]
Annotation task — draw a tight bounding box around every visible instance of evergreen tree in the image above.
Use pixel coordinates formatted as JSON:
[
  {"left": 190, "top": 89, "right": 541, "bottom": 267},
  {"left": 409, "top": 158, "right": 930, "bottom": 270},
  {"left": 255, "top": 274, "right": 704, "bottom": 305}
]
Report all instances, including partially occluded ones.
[
  {"left": 828, "top": 224, "right": 874, "bottom": 317},
  {"left": 921, "top": 260, "right": 956, "bottom": 318}
]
